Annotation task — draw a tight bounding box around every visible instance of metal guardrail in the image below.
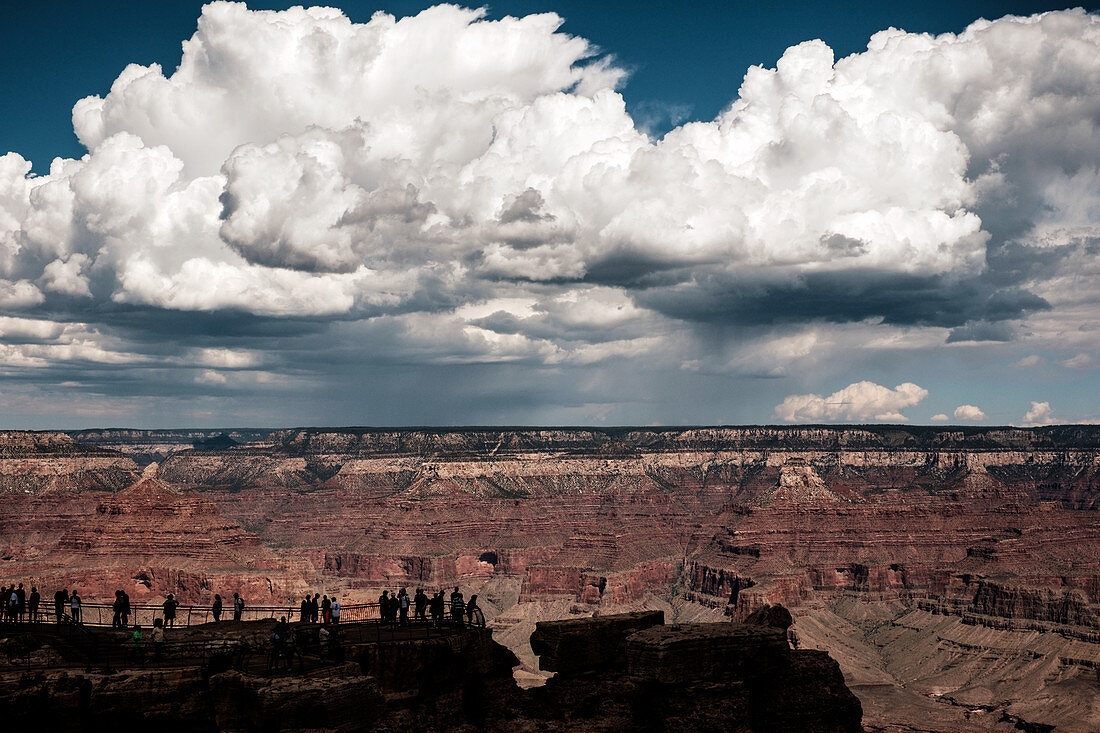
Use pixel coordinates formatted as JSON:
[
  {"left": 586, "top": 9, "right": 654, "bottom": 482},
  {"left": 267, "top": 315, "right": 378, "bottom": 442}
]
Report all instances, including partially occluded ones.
[{"left": 4, "top": 599, "right": 486, "bottom": 631}]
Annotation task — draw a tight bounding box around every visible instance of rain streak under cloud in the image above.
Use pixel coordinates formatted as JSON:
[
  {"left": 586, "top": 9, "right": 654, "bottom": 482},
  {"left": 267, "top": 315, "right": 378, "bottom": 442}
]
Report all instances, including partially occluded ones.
[{"left": 0, "top": 2, "right": 1097, "bottom": 427}]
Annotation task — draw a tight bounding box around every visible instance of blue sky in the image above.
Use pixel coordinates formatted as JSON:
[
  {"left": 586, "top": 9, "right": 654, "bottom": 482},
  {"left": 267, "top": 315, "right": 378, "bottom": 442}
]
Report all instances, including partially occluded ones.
[{"left": 0, "top": 1, "right": 1097, "bottom": 428}]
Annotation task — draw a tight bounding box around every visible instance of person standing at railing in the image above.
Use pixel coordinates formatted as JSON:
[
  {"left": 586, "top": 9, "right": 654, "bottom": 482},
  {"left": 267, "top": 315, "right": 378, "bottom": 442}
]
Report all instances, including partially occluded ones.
[
  {"left": 414, "top": 588, "right": 428, "bottom": 622},
  {"left": 398, "top": 588, "right": 410, "bottom": 626},
  {"left": 233, "top": 592, "right": 244, "bottom": 621},
  {"left": 212, "top": 594, "right": 223, "bottom": 622},
  {"left": 70, "top": 591, "right": 82, "bottom": 624},
  {"left": 378, "top": 591, "right": 390, "bottom": 625},
  {"left": 299, "top": 595, "right": 310, "bottom": 623},
  {"left": 450, "top": 588, "right": 465, "bottom": 630},
  {"left": 14, "top": 583, "right": 26, "bottom": 622},
  {"left": 465, "top": 594, "right": 481, "bottom": 627},
  {"left": 430, "top": 590, "right": 444, "bottom": 627},
  {"left": 310, "top": 593, "right": 320, "bottom": 623},
  {"left": 321, "top": 595, "right": 331, "bottom": 624},
  {"left": 163, "top": 594, "right": 178, "bottom": 628},
  {"left": 28, "top": 587, "right": 40, "bottom": 623},
  {"left": 120, "top": 590, "right": 131, "bottom": 628},
  {"left": 54, "top": 589, "right": 68, "bottom": 623},
  {"left": 112, "top": 590, "right": 124, "bottom": 628},
  {"left": 330, "top": 596, "right": 341, "bottom": 624}
]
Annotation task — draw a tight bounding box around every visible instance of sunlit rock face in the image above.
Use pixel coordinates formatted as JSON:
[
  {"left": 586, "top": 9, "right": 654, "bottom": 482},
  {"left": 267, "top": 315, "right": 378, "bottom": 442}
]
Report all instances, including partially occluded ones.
[{"left": 2, "top": 425, "right": 1099, "bottom": 730}]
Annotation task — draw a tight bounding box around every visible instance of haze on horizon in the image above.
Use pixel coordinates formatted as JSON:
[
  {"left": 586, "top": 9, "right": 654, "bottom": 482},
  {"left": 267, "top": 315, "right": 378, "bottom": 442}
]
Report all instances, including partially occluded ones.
[{"left": 0, "top": 1, "right": 1097, "bottom": 429}]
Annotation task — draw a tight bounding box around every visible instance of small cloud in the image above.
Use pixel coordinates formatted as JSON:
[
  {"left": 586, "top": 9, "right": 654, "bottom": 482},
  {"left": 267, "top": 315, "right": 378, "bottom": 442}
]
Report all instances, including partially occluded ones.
[
  {"left": 1020, "top": 401, "right": 1065, "bottom": 426},
  {"left": 953, "top": 404, "right": 986, "bottom": 421},
  {"left": 930, "top": 413, "right": 949, "bottom": 421},
  {"left": 195, "top": 369, "right": 228, "bottom": 385},
  {"left": 774, "top": 380, "right": 928, "bottom": 422},
  {"left": 1016, "top": 354, "right": 1045, "bottom": 368},
  {"left": 1061, "top": 353, "right": 1096, "bottom": 369}
]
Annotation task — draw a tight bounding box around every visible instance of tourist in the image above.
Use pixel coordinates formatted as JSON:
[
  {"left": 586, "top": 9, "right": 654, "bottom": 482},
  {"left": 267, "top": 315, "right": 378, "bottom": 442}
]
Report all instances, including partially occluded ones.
[
  {"left": 378, "top": 590, "right": 389, "bottom": 624},
  {"left": 321, "top": 594, "right": 331, "bottom": 623},
  {"left": 398, "top": 588, "right": 410, "bottom": 625},
  {"left": 14, "top": 583, "right": 25, "bottom": 622},
  {"left": 270, "top": 617, "right": 290, "bottom": 672},
  {"left": 310, "top": 593, "right": 320, "bottom": 623},
  {"left": 318, "top": 624, "right": 331, "bottom": 659},
  {"left": 233, "top": 592, "right": 244, "bottom": 621},
  {"left": 212, "top": 593, "right": 223, "bottom": 622},
  {"left": 112, "top": 590, "right": 124, "bottom": 628},
  {"left": 131, "top": 625, "right": 145, "bottom": 666},
  {"left": 465, "top": 594, "right": 480, "bottom": 627},
  {"left": 414, "top": 588, "right": 428, "bottom": 622},
  {"left": 299, "top": 595, "right": 310, "bottom": 623},
  {"left": 450, "top": 587, "right": 465, "bottom": 630},
  {"left": 150, "top": 618, "right": 165, "bottom": 661},
  {"left": 330, "top": 596, "right": 341, "bottom": 624},
  {"left": 430, "top": 590, "right": 444, "bottom": 627},
  {"left": 53, "top": 588, "right": 67, "bottom": 623},
  {"left": 70, "top": 591, "right": 82, "bottom": 624},
  {"left": 120, "top": 590, "right": 131, "bottom": 628},
  {"left": 163, "top": 593, "right": 178, "bottom": 628},
  {"left": 2, "top": 585, "right": 14, "bottom": 622},
  {"left": 28, "top": 587, "right": 40, "bottom": 623}
]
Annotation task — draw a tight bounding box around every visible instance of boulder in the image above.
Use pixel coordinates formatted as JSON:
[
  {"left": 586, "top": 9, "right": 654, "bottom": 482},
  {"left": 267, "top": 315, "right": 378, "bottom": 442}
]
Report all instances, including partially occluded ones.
[{"left": 530, "top": 610, "right": 664, "bottom": 674}]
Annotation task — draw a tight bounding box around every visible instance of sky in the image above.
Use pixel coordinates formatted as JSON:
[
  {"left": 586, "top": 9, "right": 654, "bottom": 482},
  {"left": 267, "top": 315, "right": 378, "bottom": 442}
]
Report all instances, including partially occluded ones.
[{"left": 0, "top": 1, "right": 1097, "bottom": 428}]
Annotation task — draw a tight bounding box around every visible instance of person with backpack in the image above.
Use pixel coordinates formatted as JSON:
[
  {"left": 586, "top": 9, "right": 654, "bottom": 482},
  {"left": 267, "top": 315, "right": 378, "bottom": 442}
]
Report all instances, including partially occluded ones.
[
  {"left": 233, "top": 592, "right": 244, "bottom": 621},
  {"left": 54, "top": 589, "right": 68, "bottom": 623}
]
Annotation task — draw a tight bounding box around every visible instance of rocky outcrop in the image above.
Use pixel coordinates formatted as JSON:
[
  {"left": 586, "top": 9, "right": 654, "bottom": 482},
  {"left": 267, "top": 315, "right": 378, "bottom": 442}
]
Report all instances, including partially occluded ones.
[{"left": 526, "top": 613, "right": 862, "bottom": 732}]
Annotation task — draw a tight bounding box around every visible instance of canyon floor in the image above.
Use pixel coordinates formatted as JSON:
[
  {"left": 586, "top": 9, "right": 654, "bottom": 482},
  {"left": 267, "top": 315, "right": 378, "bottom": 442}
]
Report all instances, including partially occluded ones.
[{"left": 2, "top": 425, "right": 1099, "bottom": 731}]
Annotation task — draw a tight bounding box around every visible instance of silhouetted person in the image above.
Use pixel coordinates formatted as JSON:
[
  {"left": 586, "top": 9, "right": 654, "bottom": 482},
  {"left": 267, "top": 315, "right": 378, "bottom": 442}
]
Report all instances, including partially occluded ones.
[
  {"left": 450, "top": 587, "right": 465, "bottom": 630},
  {"left": 212, "top": 594, "right": 223, "bottom": 622},
  {"left": 233, "top": 592, "right": 244, "bottom": 621},
  {"left": 466, "top": 594, "right": 480, "bottom": 627},
  {"left": 414, "top": 588, "right": 428, "bottom": 621},
  {"left": 322, "top": 595, "right": 331, "bottom": 624},
  {"left": 28, "top": 587, "right": 40, "bottom": 623},
  {"left": 270, "top": 617, "right": 290, "bottom": 671},
  {"left": 120, "top": 590, "right": 131, "bottom": 627},
  {"left": 398, "top": 588, "right": 410, "bottom": 625},
  {"left": 430, "top": 591, "right": 444, "bottom": 627},
  {"left": 54, "top": 589, "right": 68, "bottom": 623},
  {"left": 310, "top": 593, "right": 320, "bottom": 623},
  {"left": 112, "top": 590, "right": 124, "bottom": 628},
  {"left": 1, "top": 585, "right": 12, "bottom": 622},
  {"left": 163, "top": 594, "right": 178, "bottom": 628},
  {"left": 378, "top": 591, "right": 389, "bottom": 624},
  {"left": 300, "top": 595, "right": 310, "bottom": 623},
  {"left": 15, "top": 583, "right": 25, "bottom": 622},
  {"left": 70, "top": 591, "right": 82, "bottom": 624}
]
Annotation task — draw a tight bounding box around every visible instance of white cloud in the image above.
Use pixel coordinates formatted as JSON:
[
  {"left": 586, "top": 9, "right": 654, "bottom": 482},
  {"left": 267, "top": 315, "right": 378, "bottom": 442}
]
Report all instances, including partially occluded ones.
[
  {"left": 1016, "top": 354, "right": 1046, "bottom": 368},
  {"left": 1061, "top": 353, "right": 1096, "bottom": 369},
  {"left": 1020, "top": 401, "right": 1065, "bottom": 426},
  {"left": 774, "top": 380, "right": 928, "bottom": 422},
  {"left": 953, "top": 404, "right": 986, "bottom": 421},
  {"left": 930, "top": 413, "right": 950, "bottom": 422}
]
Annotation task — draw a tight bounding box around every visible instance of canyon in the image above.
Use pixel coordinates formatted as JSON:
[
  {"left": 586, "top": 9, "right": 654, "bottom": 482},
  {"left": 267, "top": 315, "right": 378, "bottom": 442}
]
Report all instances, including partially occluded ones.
[{"left": 1, "top": 425, "right": 1099, "bottom": 731}]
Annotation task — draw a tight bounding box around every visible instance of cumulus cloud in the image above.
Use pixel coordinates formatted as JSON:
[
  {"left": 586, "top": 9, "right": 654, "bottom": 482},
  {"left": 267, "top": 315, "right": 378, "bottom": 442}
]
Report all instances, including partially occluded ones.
[
  {"left": 953, "top": 404, "right": 986, "bottom": 421},
  {"left": 773, "top": 380, "right": 928, "bottom": 422},
  {"left": 1020, "top": 401, "right": 1065, "bottom": 426},
  {"left": 930, "top": 413, "right": 950, "bottom": 422},
  {"left": 0, "top": 4, "right": 1097, "bottom": 424}
]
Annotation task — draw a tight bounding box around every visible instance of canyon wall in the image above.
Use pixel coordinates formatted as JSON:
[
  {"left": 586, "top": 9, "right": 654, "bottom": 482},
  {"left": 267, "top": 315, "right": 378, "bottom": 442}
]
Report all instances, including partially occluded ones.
[{"left": 1, "top": 426, "right": 1098, "bottom": 730}]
